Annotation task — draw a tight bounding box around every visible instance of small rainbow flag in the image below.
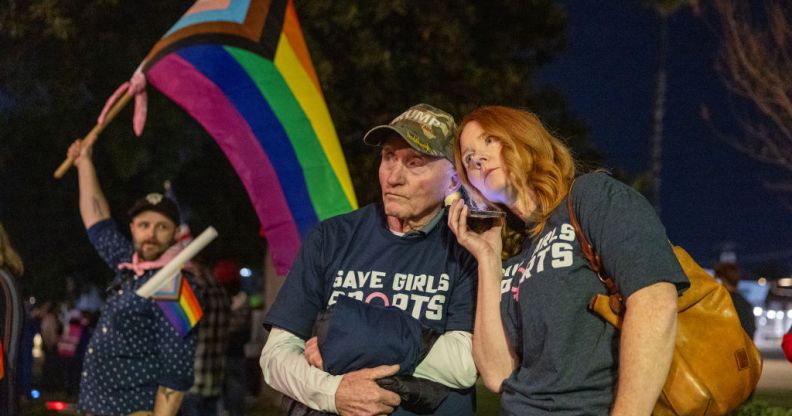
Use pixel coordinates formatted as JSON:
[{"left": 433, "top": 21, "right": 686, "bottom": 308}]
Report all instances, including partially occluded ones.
[
  {"left": 137, "top": 0, "right": 357, "bottom": 275},
  {"left": 154, "top": 272, "right": 203, "bottom": 337}
]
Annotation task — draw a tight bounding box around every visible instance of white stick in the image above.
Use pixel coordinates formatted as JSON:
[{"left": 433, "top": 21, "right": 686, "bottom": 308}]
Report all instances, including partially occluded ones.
[{"left": 136, "top": 226, "right": 218, "bottom": 298}]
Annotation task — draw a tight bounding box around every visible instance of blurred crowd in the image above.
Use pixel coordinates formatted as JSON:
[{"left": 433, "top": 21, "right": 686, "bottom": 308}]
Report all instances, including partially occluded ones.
[{"left": 13, "top": 256, "right": 266, "bottom": 415}]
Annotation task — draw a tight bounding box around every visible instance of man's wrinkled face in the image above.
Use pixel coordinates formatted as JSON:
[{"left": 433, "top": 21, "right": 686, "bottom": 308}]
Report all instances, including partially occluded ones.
[
  {"left": 129, "top": 211, "right": 177, "bottom": 261},
  {"left": 378, "top": 136, "right": 455, "bottom": 222}
]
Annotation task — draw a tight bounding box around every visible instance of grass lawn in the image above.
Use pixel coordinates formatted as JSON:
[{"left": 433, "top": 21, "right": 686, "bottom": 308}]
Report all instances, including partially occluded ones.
[
  {"left": 477, "top": 385, "right": 792, "bottom": 415},
  {"left": 752, "top": 390, "right": 792, "bottom": 409}
]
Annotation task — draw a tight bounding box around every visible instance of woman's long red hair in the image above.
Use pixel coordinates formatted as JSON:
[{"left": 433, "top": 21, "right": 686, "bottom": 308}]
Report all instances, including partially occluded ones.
[{"left": 454, "top": 106, "right": 576, "bottom": 238}]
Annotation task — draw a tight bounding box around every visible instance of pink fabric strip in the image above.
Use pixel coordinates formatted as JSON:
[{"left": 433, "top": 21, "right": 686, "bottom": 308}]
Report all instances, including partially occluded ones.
[
  {"left": 129, "top": 72, "right": 148, "bottom": 136},
  {"left": 97, "top": 71, "right": 149, "bottom": 137},
  {"left": 186, "top": 0, "right": 232, "bottom": 14},
  {"left": 118, "top": 244, "right": 182, "bottom": 277},
  {"left": 97, "top": 82, "right": 129, "bottom": 125}
]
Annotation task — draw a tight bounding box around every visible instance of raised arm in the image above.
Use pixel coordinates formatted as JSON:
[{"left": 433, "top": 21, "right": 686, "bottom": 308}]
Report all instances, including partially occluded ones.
[
  {"left": 447, "top": 201, "right": 517, "bottom": 392},
  {"left": 469, "top": 249, "right": 517, "bottom": 392},
  {"left": 67, "top": 139, "right": 110, "bottom": 228}
]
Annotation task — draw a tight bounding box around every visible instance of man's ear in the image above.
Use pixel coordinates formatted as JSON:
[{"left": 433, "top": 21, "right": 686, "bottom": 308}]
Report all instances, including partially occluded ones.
[{"left": 448, "top": 171, "right": 462, "bottom": 194}]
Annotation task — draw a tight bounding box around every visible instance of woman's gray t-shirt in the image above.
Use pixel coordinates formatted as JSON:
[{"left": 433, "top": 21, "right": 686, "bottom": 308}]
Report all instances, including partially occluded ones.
[{"left": 499, "top": 172, "right": 689, "bottom": 415}]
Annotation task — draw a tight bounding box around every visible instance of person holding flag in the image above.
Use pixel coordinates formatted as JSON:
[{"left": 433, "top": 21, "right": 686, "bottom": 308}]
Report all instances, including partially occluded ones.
[{"left": 66, "top": 139, "right": 203, "bottom": 416}]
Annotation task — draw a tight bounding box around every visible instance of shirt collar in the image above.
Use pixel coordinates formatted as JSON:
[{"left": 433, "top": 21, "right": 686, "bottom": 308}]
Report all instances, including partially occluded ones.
[{"left": 402, "top": 208, "right": 445, "bottom": 237}]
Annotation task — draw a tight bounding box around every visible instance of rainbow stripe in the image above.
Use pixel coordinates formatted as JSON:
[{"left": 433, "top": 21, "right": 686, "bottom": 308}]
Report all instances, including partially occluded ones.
[
  {"left": 156, "top": 274, "right": 203, "bottom": 337},
  {"left": 141, "top": 0, "right": 357, "bottom": 275}
]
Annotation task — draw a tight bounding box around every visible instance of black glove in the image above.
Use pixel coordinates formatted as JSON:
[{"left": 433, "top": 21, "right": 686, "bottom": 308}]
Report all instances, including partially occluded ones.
[
  {"left": 377, "top": 374, "right": 450, "bottom": 415},
  {"left": 418, "top": 325, "right": 441, "bottom": 362}
]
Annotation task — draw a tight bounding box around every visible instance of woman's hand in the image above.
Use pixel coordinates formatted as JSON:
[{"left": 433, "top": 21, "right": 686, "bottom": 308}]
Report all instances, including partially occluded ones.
[{"left": 447, "top": 200, "right": 502, "bottom": 262}]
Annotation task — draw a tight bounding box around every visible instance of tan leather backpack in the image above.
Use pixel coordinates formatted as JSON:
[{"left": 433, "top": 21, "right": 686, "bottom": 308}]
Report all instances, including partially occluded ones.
[{"left": 567, "top": 191, "right": 762, "bottom": 416}]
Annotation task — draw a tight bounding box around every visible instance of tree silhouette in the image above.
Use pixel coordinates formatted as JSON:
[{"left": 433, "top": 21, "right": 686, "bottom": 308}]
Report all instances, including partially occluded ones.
[
  {"left": 0, "top": 1, "right": 599, "bottom": 300},
  {"left": 704, "top": 0, "right": 792, "bottom": 208}
]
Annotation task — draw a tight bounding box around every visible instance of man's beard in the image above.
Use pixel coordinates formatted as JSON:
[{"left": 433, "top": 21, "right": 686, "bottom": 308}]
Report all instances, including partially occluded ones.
[{"left": 135, "top": 240, "right": 171, "bottom": 261}]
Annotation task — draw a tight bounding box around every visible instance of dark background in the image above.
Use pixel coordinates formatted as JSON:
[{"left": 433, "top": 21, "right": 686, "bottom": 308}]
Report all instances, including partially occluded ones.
[
  {"left": 0, "top": 1, "right": 788, "bottom": 301},
  {"left": 537, "top": 0, "right": 791, "bottom": 276}
]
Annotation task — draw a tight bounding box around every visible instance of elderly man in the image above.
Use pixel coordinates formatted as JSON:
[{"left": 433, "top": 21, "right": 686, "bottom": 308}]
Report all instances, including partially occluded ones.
[
  {"left": 261, "top": 104, "right": 478, "bottom": 415},
  {"left": 67, "top": 139, "right": 201, "bottom": 416}
]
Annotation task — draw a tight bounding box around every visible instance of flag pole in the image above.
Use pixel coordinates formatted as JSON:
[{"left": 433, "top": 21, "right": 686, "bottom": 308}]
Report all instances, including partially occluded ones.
[
  {"left": 53, "top": 90, "right": 135, "bottom": 179},
  {"left": 136, "top": 226, "right": 218, "bottom": 298}
]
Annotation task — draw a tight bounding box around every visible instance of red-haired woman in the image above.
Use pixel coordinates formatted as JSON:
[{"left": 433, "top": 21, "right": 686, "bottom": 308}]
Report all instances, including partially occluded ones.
[{"left": 447, "top": 106, "right": 689, "bottom": 416}]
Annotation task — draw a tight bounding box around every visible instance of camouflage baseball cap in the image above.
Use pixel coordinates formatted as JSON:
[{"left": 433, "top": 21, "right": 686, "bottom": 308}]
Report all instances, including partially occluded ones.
[{"left": 363, "top": 103, "right": 457, "bottom": 162}]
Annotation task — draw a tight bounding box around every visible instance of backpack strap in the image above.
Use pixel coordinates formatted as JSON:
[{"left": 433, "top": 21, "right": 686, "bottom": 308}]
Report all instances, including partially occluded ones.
[{"left": 566, "top": 180, "right": 624, "bottom": 314}]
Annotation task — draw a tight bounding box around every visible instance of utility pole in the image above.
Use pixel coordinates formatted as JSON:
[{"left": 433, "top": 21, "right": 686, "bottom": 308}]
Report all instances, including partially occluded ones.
[{"left": 650, "top": 13, "right": 668, "bottom": 215}]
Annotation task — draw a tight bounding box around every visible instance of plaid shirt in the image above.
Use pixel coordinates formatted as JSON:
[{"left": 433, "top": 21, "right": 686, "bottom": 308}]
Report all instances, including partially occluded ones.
[{"left": 190, "top": 272, "right": 230, "bottom": 396}]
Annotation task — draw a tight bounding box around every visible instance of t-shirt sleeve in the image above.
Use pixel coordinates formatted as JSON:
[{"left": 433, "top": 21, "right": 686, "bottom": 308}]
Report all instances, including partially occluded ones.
[
  {"left": 263, "top": 225, "right": 327, "bottom": 339},
  {"left": 572, "top": 173, "right": 689, "bottom": 299},
  {"left": 86, "top": 219, "right": 134, "bottom": 270},
  {"left": 443, "top": 249, "right": 476, "bottom": 332}
]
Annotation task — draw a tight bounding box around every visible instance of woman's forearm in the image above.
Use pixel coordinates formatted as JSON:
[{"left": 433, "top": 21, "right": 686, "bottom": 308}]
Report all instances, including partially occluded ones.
[
  {"left": 472, "top": 255, "right": 517, "bottom": 392},
  {"left": 612, "top": 282, "right": 678, "bottom": 416}
]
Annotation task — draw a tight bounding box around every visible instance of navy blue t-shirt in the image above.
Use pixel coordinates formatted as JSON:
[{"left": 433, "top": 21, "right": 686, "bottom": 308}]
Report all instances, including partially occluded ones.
[{"left": 265, "top": 203, "right": 477, "bottom": 415}]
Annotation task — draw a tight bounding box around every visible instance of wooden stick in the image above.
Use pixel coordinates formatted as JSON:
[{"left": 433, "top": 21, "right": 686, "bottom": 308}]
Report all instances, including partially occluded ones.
[{"left": 53, "top": 90, "right": 135, "bottom": 179}]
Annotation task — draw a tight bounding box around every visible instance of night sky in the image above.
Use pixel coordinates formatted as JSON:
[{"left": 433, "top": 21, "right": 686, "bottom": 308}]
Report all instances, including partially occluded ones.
[{"left": 537, "top": 0, "right": 792, "bottom": 276}]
